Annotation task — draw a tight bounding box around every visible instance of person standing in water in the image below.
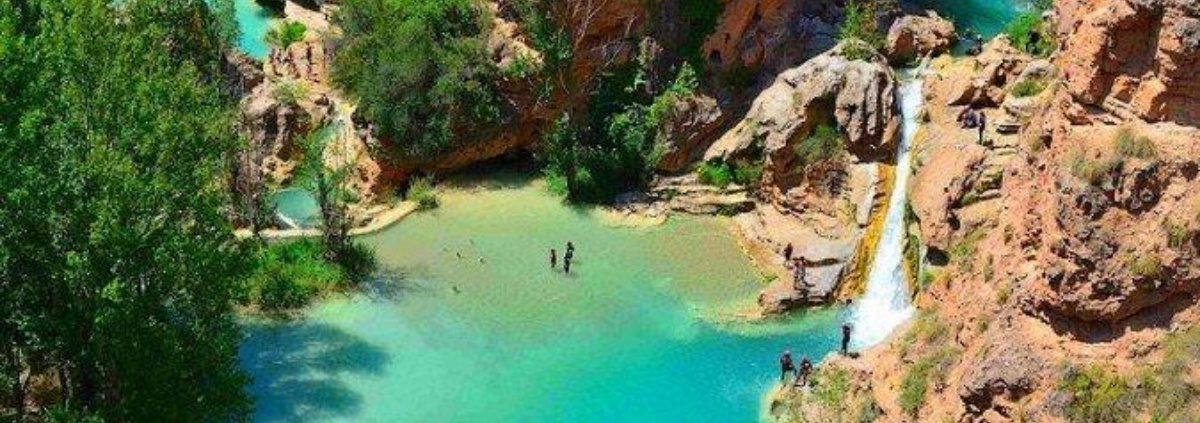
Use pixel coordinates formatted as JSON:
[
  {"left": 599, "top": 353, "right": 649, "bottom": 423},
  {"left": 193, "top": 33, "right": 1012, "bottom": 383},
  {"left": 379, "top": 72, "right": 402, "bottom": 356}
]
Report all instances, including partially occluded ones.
[
  {"left": 779, "top": 350, "right": 797, "bottom": 384},
  {"left": 841, "top": 323, "right": 853, "bottom": 355},
  {"left": 549, "top": 249, "right": 558, "bottom": 269}
]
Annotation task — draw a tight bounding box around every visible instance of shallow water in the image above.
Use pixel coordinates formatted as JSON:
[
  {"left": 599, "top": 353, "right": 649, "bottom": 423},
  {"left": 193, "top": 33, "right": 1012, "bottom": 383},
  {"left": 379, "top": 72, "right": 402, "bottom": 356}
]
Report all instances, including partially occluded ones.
[
  {"left": 241, "top": 175, "right": 847, "bottom": 423},
  {"left": 271, "top": 188, "right": 320, "bottom": 229},
  {"left": 233, "top": 0, "right": 274, "bottom": 59},
  {"left": 917, "top": 0, "right": 1034, "bottom": 39}
]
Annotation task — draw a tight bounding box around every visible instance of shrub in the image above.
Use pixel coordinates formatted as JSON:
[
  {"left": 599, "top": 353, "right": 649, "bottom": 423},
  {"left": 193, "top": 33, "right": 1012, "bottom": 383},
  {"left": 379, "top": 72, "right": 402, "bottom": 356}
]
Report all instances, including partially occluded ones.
[
  {"left": 949, "top": 227, "right": 987, "bottom": 262},
  {"left": 1009, "top": 78, "right": 1047, "bottom": 97},
  {"left": 733, "top": 161, "right": 763, "bottom": 185},
  {"left": 265, "top": 20, "right": 307, "bottom": 49},
  {"left": 1126, "top": 254, "right": 1163, "bottom": 279},
  {"left": 248, "top": 239, "right": 344, "bottom": 312},
  {"left": 899, "top": 346, "right": 960, "bottom": 417},
  {"left": 679, "top": 0, "right": 724, "bottom": 69},
  {"left": 837, "top": 0, "right": 886, "bottom": 61},
  {"left": 1067, "top": 150, "right": 1119, "bottom": 186},
  {"left": 796, "top": 124, "right": 847, "bottom": 168},
  {"left": 1113, "top": 128, "right": 1157, "bottom": 159},
  {"left": 1006, "top": 11, "right": 1054, "bottom": 57},
  {"left": 1165, "top": 222, "right": 1193, "bottom": 249},
  {"left": 919, "top": 268, "right": 937, "bottom": 290},
  {"left": 407, "top": 176, "right": 439, "bottom": 209},
  {"left": 271, "top": 78, "right": 308, "bottom": 105},
  {"left": 996, "top": 283, "right": 1012, "bottom": 304},
  {"left": 1061, "top": 365, "right": 1135, "bottom": 423},
  {"left": 698, "top": 160, "right": 735, "bottom": 188}
]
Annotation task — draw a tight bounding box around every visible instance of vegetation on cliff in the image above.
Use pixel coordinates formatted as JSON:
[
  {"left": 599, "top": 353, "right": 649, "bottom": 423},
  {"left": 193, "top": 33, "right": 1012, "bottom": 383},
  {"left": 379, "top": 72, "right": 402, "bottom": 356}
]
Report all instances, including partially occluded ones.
[
  {"left": 332, "top": 0, "right": 501, "bottom": 157},
  {"left": 539, "top": 61, "right": 700, "bottom": 203},
  {"left": 0, "top": 0, "right": 251, "bottom": 420}
]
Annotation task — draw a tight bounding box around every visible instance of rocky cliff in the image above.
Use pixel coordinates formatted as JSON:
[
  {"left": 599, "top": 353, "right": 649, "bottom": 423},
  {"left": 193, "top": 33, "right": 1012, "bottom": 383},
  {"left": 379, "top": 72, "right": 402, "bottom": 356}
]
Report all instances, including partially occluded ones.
[{"left": 770, "top": 1, "right": 1199, "bottom": 422}]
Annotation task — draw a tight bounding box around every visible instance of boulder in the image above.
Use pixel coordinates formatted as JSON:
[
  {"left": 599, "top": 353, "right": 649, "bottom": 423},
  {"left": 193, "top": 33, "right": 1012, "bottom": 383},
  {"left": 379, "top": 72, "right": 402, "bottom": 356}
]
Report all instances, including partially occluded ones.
[
  {"left": 700, "top": 0, "right": 844, "bottom": 78},
  {"left": 705, "top": 41, "right": 898, "bottom": 183},
  {"left": 656, "top": 94, "right": 726, "bottom": 173},
  {"left": 886, "top": 12, "right": 957, "bottom": 64},
  {"left": 945, "top": 37, "right": 1030, "bottom": 107}
]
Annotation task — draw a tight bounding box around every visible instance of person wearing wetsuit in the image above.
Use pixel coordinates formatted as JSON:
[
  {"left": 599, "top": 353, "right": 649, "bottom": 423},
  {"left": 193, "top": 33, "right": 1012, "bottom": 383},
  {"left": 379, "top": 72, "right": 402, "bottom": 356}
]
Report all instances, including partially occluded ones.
[
  {"left": 841, "top": 323, "right": 853, "bottom": 355},
  {"left": 779, "top": 350, "right": 797, "bottom": 384},
  {"left": 799, "top": 356, "right": 814, "bottom": 387}
]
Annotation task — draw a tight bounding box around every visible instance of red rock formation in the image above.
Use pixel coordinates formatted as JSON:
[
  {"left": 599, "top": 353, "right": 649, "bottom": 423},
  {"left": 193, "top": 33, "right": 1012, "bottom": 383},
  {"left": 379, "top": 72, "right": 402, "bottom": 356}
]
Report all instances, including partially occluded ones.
[{"left": 1056, "top": 0, "right": 1200, "bottom": 126}]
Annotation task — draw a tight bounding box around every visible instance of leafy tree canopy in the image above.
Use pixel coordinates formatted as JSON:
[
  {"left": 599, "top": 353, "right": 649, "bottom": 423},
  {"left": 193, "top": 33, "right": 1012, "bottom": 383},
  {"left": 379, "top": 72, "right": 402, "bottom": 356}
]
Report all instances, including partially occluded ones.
[{"left": 0, "top": 0, "right": 250, "bottom": 421}]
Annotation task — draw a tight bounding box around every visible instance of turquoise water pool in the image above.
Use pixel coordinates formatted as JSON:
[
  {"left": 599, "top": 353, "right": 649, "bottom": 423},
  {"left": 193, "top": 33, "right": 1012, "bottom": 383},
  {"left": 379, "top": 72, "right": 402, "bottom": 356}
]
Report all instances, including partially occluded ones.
[
  {"left": 919, "top": 0, "right": 1034, "bottom": 39},
  {"left": 240, "top": 176, "right": 847, "bottom": 423},
  {"left": 233, "top": 0, "right": 274, "bottom": 59},
  {"left": 271, "top": 188, "right": 320, "bottom": 229}
]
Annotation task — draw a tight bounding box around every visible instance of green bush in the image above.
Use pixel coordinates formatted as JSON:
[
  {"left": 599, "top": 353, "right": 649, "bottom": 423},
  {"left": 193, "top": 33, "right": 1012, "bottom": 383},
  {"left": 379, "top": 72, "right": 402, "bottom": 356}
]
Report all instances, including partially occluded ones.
[
  {"left": 407, "top": 176, "right": 439, "bottom": 209},
  {"left": 949, "top": 227, "right": 987, "bottom": 261},
  {"left": 1061, "top": 365, "right": 1135, "bottom": 423},
  {"left": 796, "top": 124, "right": 847, "bottom": 168},
  {"left": 919, "top": 268, "right": 937, "bottom": 290},
  {"left": 1126, "top": 254, "right": 1163, "bottom": 279},
  {"left": 1009, "top": 78, "right": 1047, "bottom": 97},
  {"left": 1067, "top": 150, "right": 1119, "bottom": 186},
  {"left": 1006, "top": 11, "right": 1055, "bottom": 57},
  {"left": 265, "top": 20, "right": 307, "bottom": 48},
  {"left": 1165, "top": 222, "right": 1193, "bottom": 249},
  {"left": 248, "top": 239, "right": 345, "bottom": 312},
  {"left": 272, "top": 78, "right": 308, "bottom": 105},
  {"left": 537, "top": 63, "right": 698, "bottom": 203},
  {"left": 679, "top": 0, "right": 724, "bottom": 68},
  {"left": 1113, "top": 128, "right": 1157, "bottom": 159},
  {"left": 333, "top": 0, "right": 500, "bottom": 157},
  {"left": 837, "top": 0, "right": 886, "bottom": 61},
  {"left": 732, "top": 161, "right": 763, "bottom": 185},
  {"left": 899, "top": 346, "right": 960, "bottom": 417},
  {"left": 698, "top": 160, "right": 735, "bottom": 188}
]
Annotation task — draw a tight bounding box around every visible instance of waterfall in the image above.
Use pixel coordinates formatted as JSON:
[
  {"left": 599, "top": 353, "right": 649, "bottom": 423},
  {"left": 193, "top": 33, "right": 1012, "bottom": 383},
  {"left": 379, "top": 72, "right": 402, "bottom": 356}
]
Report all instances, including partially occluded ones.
[{"left": 849, "top": 66, "right": 926, "bottom": 348}]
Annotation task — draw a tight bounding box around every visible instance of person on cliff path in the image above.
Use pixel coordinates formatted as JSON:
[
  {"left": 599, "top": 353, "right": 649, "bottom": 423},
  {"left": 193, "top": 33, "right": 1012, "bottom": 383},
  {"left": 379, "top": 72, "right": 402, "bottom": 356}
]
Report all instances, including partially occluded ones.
[
  {"left": 782, "top": 243, "right": 794, "bottom": 262},
  {"left": 841, "top": 323, "right": 853, "bottom": 355},
  {"left": 550, "top": 249, "right": 558, "bottom": 269},
  {"left": 792, "top": 257, "right": 807, "bottom": 292},
  {"left": 978, "top": 110, "right": 988, "bottom": 144},
  {"left": 799, "top": 356, "right": 814, "bottom": 388},
  {"left": 779, "top": 350, "right": 797, "bottom": 384}
]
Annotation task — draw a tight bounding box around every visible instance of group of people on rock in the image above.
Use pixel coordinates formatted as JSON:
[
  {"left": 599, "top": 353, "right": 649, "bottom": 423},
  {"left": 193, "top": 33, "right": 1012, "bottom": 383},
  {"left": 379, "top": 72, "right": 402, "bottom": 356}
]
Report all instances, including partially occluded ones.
[
  {"left": 779, "top": 323, "right": 854, "bottom": 389},
  {"left": 549, "top": 241, "right": 576, "bottom": 274},
  {"left": 958, "top": 106, "right": 988, "bottom": 144}
]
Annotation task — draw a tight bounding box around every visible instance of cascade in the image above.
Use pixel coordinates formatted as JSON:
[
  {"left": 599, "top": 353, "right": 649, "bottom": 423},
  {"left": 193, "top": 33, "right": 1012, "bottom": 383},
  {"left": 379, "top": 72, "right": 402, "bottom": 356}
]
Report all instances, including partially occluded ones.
[{"left": 849, "top": 65, "right": 926, "bottom": 348}]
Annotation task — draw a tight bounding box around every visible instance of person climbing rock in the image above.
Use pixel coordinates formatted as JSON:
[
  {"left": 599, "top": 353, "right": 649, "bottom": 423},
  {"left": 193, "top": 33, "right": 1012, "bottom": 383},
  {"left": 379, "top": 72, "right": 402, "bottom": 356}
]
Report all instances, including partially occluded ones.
[
  {"left": 782, "top": 243, "right": 794, "bottom": 261},
  {"left": 779, "top": 350, "right": 797, "bottom": 384},
  {"left": 841, "top": 323, "right": 853, "bottom": 355},
  {"left": 799, "top": 356, "right": 813, "bottom": 387},
  {"left": 550, "top": 249, "right": 558, "bottom": 269},
  {"left": 978, "top": 110, "right": 988, "bottom": 144},
  {"left": 792, "top": 257, "right": 807, "bottom": 292}
]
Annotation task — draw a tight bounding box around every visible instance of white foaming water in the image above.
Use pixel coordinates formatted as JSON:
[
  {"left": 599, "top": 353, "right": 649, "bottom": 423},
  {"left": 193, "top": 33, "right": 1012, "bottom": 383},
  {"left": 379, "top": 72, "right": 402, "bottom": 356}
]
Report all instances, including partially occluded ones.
[{"left": 850, "top": 66, "right": 925, "bottom": 348}]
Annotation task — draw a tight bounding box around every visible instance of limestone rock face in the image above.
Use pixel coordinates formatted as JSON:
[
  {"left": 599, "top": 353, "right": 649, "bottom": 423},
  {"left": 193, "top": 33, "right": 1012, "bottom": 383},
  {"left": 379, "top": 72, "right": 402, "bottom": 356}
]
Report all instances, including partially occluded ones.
[
  {"left": 701, "top": 0, "right": 842, "bottom": 78},
  {"left": 656, "top": 94, "right": 726, "bottom": 173},
  {"left": 1056, "top": 0, "right": 1200, "bottom": 126},
  {"left": 886, "top": 12, "right": 957, "bottom": 64},
  {"left": 706, "top": 42, "right": 897, "bottom": 185},
  {"left": 944, "top": 38, "right": 1030, "bottom": 107}
]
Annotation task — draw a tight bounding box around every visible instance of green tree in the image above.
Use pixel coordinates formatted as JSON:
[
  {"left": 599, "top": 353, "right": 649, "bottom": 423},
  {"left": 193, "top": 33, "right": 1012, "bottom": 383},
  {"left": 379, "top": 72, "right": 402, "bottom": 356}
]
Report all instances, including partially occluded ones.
[
  {"left": 332, "top": 0, "right": 501, "bottom": 157},
  {"left": 0, "top": 0, "right": 251, "bottom": 421},
  {"left": 265, "top": 20, "right": 307, "bottom": 49}
]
